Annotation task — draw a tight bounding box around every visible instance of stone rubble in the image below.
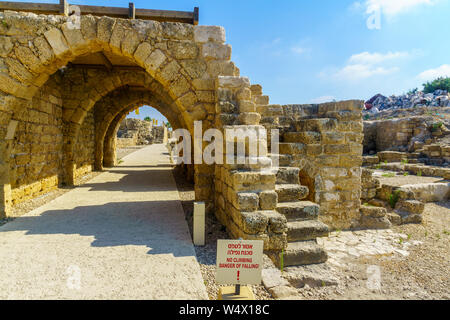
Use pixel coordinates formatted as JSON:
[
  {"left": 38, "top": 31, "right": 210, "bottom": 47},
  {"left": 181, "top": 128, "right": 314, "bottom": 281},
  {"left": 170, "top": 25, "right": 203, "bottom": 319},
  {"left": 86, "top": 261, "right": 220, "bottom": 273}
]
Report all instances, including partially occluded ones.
[{"left": 365, "top": 90, "right": 450, "bottom": 114}]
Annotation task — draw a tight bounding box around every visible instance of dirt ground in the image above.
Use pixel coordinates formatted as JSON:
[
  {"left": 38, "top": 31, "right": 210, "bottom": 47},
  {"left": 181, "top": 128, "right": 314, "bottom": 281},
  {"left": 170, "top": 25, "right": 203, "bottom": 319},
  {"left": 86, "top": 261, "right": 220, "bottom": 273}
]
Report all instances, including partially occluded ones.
[
  {"left": 172, "top": 168, "right": 273, "bottom": 300},
  {"left": 294, "top": 201, "right": 449, "bottom": 300}
]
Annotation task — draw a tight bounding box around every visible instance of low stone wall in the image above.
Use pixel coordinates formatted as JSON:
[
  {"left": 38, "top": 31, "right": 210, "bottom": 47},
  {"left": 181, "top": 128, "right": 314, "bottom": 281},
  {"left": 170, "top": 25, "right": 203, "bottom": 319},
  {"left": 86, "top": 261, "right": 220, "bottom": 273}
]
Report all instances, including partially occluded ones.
[
  {"left": 363, "top": 116, "right": 449, "bottom": 153},
  {"left": 117, "top": 137, "right": 138, "bottom": 148}
]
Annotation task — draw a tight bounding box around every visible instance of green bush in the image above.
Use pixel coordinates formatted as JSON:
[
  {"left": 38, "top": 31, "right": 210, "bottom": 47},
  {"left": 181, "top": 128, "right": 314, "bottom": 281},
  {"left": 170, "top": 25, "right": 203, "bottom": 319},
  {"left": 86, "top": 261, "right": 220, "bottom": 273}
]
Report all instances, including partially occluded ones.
[
  {"left": 431, "top": 122, "right": 443, "bottom": 132},
  {"left": 423, "top": 77, "right": 450, "bottom": 94}
]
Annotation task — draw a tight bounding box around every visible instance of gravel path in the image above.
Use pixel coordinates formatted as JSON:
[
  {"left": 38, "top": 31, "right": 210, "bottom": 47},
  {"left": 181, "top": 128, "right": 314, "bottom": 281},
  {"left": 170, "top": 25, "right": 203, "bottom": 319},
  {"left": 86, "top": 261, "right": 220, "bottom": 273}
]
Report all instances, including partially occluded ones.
[{"left": 173, "top": 170, "right": 273, "bottom": 300}]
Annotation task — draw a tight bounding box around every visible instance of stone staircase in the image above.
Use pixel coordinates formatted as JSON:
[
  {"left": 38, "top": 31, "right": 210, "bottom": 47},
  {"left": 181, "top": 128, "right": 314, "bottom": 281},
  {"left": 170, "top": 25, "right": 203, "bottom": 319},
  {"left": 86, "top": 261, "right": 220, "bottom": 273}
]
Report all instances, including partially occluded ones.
[{"left": 269, "top": 157, "right": 329, "bottom": 267}]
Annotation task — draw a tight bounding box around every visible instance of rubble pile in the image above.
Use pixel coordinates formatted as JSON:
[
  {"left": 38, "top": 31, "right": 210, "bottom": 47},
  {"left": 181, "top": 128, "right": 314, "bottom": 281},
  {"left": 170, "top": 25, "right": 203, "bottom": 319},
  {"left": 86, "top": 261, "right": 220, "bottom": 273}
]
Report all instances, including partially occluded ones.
[{"left": 365, "top": 90, "right": 450, "bottom": 114}]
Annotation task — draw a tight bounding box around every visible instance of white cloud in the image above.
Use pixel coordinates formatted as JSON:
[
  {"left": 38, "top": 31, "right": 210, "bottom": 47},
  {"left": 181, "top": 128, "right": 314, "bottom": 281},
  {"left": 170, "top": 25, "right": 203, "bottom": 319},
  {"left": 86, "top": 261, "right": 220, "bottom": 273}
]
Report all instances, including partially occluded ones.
[
  {"left": 349, "top": 51, "right": 410, "bottom": 65},
  {"left": 363, "top": 0, "right": 437, "bottom": 16},
  {"left": 417, "top": 64, "right": 450, "bottom": 81},
  {"left": 333, "top": 64, "right": 398, "bottom": 81},
  {"left": 311, "top": 96, "right": 336, "bottom": 103},
  {"left": 292, "top": 46, "right": 306, "bottom": 55},
  {"left": 325, "top": 51, "right": 408, "bottom": 81}
]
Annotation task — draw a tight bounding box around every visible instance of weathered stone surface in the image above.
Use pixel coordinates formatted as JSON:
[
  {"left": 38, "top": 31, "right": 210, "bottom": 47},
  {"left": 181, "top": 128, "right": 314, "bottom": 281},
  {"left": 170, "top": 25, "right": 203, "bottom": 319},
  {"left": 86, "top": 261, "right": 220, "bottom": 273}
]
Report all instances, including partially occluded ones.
[
  {"left": 284, "top": 265, "right": 339, "bottom": 288},
  {"left": 268, "top": 285, "right": 300, "bottom": 300},
  {"left": 194, "top": 26, "right": 225, "bottom": 43},
  {"left": 259, "top": 190, "right": 278, "bottom": 210},
  {"left": 262, "top": 268, "right": 289, "bottom": 289},
  {"left": 44, "top": 28, "right": 69, "bottom": 56},
  {"left": 234, "top": 192, "right": 259, "bottom": 212},
  {"left": 395, "top": 200, "right": 425, "bottom": 215}
]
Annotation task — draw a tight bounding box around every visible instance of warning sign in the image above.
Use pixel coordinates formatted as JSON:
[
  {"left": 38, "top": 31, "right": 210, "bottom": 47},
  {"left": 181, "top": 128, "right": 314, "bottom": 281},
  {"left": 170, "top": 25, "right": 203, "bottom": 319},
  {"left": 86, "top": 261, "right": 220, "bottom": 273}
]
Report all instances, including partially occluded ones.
[{"left": 216, "top": 239, "right": 264, "bottom": 285}]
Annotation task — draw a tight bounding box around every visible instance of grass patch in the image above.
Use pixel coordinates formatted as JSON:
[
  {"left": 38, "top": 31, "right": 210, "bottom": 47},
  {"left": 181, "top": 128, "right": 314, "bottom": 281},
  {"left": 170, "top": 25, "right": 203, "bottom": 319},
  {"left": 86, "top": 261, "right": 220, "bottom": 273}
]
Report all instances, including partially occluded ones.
[
  {"left": 387, "top": 190, "right": 401, "bottom": 208},
  {"left": 382, "top": 172, "right": 396, "bottom": 178}
]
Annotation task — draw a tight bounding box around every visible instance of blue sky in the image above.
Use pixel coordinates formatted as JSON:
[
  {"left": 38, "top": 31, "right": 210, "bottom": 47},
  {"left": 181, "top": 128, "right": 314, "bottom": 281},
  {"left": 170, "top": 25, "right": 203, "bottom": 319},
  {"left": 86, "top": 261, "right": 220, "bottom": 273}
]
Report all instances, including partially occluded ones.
[{"left": 15, "top": 0, "right": 450, "bottom": 122}]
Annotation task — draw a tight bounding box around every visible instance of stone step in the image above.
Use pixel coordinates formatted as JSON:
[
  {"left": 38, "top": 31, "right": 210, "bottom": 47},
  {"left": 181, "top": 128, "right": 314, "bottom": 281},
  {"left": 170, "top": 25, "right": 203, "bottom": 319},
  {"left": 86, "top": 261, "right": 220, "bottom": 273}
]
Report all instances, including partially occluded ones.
[
  {"left": 276, "top": 167, "right": 300, "bottom": 184},
  {"left": 275, "top": 184, "right": 309, "bottom": 202},
  {"left": 270, "top": 240, "right": 328, "bottom": 267},
  {"left": 287, "top": 220, "right": 329, "bottom": 241},
  {"left": 276, "top": 201, "right": 319, "bottom": 221}
]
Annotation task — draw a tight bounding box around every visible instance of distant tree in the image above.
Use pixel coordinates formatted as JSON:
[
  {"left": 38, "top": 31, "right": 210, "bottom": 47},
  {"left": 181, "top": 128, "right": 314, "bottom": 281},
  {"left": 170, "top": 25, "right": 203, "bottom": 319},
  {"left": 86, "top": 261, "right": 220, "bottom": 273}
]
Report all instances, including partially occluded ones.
[
  {"left": 144, "top": 116, "right": 152, "bottom": 122},
  {"left": 165, "top": 122, "right": 172, "bottom": 129},
  {"left": 423, "top": 77, "right": 450, "bottom": 94},
  {"left": 407, "top": 88, "right": 418, "bottom": 95}
]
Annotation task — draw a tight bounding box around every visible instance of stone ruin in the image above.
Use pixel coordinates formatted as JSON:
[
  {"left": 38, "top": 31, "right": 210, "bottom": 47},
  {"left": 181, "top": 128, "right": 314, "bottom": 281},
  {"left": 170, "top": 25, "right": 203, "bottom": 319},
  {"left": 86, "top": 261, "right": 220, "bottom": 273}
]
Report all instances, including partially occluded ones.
[
  {"left": 116, "top": 118, "right": 168, "bottom": 147},
  {"left": 358, "top": 103, "right": 450, "bottom": 230},
  {"left": 1, "top": 8, "right": 426, "bottom": 268}
]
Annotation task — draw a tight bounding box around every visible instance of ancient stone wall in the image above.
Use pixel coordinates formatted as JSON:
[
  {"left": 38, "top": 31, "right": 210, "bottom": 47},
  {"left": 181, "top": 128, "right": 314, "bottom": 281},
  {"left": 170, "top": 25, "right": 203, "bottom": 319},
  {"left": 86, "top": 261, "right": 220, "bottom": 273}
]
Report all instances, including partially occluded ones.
[
  {"left": 73, "top": 109, "right": 95, "bottom": 183},
  {"left": 8, "top": 75, "right": 63, "bottom": 205},
  {"left": 213, "top": 76, "right": 287, "bottom": 251},
  {"left": 363, "top": 116, "right": 441, "bottom": 153},
  {"left": 261, "top": 101, "right": 364, "bottom": 230}
]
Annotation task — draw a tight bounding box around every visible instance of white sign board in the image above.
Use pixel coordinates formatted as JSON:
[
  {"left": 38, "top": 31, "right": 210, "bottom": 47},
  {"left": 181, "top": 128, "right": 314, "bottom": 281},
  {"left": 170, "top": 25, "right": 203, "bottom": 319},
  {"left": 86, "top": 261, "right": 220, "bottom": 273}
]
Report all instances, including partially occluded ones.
[{"left": 216, "top": 239, "right": 264, "bottom": 285}]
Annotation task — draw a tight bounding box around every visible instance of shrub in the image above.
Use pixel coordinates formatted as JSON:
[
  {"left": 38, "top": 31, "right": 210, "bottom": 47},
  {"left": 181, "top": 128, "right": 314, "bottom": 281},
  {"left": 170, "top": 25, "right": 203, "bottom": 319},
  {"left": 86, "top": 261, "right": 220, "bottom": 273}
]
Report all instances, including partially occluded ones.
[
  {"left": 423, "top": 77, "right": 450, "bottom": 94},
  {"left": 407, "top": 88, "right": 418, "bottom": 95},
  {"left": 431, "top": 122, "right": 443, "bottom": 132}
]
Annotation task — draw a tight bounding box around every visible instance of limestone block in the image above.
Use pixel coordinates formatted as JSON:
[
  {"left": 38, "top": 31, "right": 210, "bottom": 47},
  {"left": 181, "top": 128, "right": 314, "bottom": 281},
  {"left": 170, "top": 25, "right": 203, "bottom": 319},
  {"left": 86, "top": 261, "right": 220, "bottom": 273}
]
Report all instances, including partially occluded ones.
[
  {"left": 238, "top": 211, "right": 269, "bottom": 234},
  {"left": 202, "top": 42, "right": 231, "bottom": 60},
  {"left": 238, "top": 101, "right": 256, "bottom": 113},
  {"left": 250, "top": 84, "right": 263, "bottom": 96},
  {"left": 194, "top": 26, "right": 226, "bottom": 43},
  {"left": 234, "top": 192, "right": 259, "bottom": 212},
  {"left": 255, "top": 95, "right": 269, "bottom": 105},
  {"left": 360, "top": 205, "right": 386, "bottom": 218},
  {"left": 236, "top": 88, "right": 252, "bottom": 101},
  {"left": 168, "top": 40, "right": 199, "bottom": 59},
  {"left": 217, "top": 76, "right": 250, "bottom": 89},
  {"left": 44, "top": 28, "right": 69, "bottom": 56},
  {"left": 238, "top": 112, "right": 261, "bottom": 125},
  {"left": 144, "top": 49, "right": 167, "bottom": 72},
  {"left": 0, "top": 36, "right": 13, "bottom": 57},
  {"left": 261, "top": 210, "right": 287, "bottom": 234},
  {"left": 395, "top": 200, "right": 424, "bottom": 215},
  {"left": 134, "top": 42, "right": 153, "bottom": 64},
  {"left": 259, "top": 190, "right": 278, "bottom": 210}
]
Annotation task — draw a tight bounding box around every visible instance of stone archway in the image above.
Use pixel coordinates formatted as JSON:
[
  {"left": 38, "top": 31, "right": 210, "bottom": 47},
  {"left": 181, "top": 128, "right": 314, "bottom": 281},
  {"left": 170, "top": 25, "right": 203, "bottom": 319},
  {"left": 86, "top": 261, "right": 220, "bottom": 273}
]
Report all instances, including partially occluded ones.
[
  {"left": 0, "top": 10, "right": 295, "bottom": 256},
  {"left": 0, "top": 12, "right": 234, "bottom": 215}
]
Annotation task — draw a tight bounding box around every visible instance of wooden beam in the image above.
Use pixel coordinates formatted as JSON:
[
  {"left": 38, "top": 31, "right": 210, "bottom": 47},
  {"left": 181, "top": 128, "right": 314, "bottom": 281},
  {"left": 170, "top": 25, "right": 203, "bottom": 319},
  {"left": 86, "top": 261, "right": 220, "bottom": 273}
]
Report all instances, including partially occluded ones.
[
  {"left": 60, "top": 0, "right": 68, "bottom": 16},
  {"left": 128, "top": 2, "right": 135, "bottom": 19},
  {"left": 193, "top": 7, "right": 199, "bottom": 25},
  {"left": 0, "top": 2, "right": 59, "bottom": 15},
  {"left": 0, "top": 1, "right": 199, "bottom": 24}
]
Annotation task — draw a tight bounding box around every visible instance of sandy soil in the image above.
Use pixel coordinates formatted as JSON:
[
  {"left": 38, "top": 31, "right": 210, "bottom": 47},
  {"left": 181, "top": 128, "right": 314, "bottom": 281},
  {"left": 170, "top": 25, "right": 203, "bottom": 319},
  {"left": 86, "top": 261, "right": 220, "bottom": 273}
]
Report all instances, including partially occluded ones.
[{"left": 293, "top": 201, "right": 450, "bottom": 300}]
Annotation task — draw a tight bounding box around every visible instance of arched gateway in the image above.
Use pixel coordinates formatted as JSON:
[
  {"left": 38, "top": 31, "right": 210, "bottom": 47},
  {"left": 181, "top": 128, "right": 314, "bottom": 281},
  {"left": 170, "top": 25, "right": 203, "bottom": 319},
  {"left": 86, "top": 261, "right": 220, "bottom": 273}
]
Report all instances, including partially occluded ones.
[{"left": 0, "top": 7, "right": 365, "bottom": 267}]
